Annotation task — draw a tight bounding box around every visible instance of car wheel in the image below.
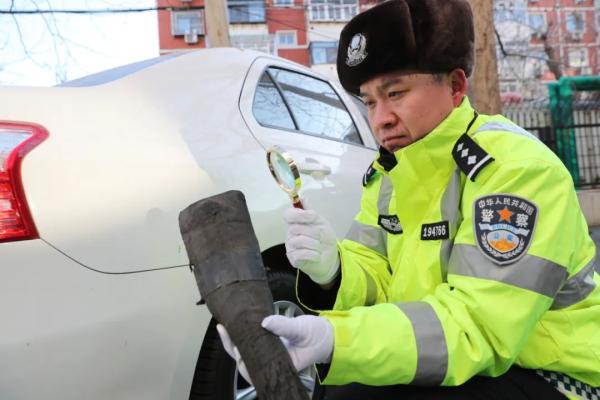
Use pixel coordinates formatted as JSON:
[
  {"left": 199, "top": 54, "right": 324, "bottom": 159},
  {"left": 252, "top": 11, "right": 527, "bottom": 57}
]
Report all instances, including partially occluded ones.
[{"left": 189, "top": 270, "right": 316, "bottom": 400}]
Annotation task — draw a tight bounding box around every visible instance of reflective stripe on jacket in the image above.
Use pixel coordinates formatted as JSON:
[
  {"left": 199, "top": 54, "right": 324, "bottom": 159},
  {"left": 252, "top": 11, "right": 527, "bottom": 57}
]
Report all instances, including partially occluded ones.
[{"left": 310, "top": 97, "right": 600, "bottom": 388}]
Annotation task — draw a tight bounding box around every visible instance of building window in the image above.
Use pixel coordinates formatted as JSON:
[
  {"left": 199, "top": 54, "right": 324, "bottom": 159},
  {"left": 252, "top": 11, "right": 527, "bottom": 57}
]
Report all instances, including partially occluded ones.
[
  {"left": 525, "top": 51, "right": 545, "bottom": 78},
  {"left": 309, "top": 0, "right": 358, "bottom": 21},
  {"left": 228, "top": 0, "right": 266, "bottom": 23},
  {"left": 493, "top": 1, "right": 527, "bottom": 24},
  {"left": 568, "top": 48, "right": 589, "bottom": 68},
  {"left": 231, "top": 33, "right": 275, "bottom": 54},
  {"left": 495, "top": 0, "right": 513, "bottom": 8},
  {"left": 499, "top": 81, "right": 519, "bottom": 94},
  {"left": 276, "top": 31, "right": 297, "bottom": 48},
  {"left": 171, "top": 11, "right": 205, "bottom": 35},
  {"left": 273, "top": 0, "right": 293, "bottom": 5},
  {"left": 310, "top": 41, "right": 338, "bottom": 65},
  {"left": 566, "top": 12, "right": 585, "bottom": 33},
  {"left": 527, "top": 13, "right": 546, "bottom": 35}
]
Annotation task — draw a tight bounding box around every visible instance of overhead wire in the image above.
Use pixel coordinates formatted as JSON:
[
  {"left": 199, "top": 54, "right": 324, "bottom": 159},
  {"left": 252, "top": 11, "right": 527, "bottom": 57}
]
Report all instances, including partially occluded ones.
[
  {"left": 0, "top": 3, "right": 344, "bottom": 40},
  {"left": 3, "top": 2, "right": 597, "bottom": 72}
]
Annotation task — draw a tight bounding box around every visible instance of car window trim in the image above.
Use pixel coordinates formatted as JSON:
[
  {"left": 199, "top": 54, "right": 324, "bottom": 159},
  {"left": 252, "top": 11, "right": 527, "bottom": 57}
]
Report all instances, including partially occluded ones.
[
  {"left": 265, "top": 69, "right": 300, "bottom": 131},
  {"left": 257, "top": 120, "right": 371, "bottom": 150}
]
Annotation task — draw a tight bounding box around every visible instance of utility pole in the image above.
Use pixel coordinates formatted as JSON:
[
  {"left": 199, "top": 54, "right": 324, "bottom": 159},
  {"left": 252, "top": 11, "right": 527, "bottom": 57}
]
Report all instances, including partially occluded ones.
[
  {"left": 468, "top": 0, "right": 502, "bottom": 114},
  {"left": 204, "top": 0, "right": 231, "bottom": 47}
]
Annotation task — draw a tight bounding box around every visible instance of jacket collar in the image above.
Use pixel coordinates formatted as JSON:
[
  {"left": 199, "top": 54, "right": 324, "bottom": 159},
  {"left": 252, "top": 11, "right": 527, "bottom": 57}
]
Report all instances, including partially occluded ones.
[{"left": 373, "top": 96, "right": 477, "bottom": 174}]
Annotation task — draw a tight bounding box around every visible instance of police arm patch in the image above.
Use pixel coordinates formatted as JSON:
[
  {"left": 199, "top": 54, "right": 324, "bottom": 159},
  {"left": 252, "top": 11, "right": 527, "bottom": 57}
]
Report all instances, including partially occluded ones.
[
  {"left": 473, "top": 194, "right": 538, "bottom": 265},
  {"left": 378, "top": 214, "right": 403, "bottom": 234}
]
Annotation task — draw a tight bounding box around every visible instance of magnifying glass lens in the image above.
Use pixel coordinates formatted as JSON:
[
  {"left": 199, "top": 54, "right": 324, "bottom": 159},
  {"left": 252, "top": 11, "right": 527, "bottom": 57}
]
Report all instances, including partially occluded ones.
[
  {"left": 267, "top": 146, "right": 303, "bottom": 209},
  {"left": 271, "top": 152, "right": 296, "bottom": 190}
]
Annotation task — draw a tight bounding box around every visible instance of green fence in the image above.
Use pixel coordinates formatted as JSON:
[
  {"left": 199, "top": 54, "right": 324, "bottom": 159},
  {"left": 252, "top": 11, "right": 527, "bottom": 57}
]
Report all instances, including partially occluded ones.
[
  {"left": 549, "top": 76, "right": 600, "bottom": 187},
  {"left": 504, "top": 77, "right": 600, "bottom": 189}
]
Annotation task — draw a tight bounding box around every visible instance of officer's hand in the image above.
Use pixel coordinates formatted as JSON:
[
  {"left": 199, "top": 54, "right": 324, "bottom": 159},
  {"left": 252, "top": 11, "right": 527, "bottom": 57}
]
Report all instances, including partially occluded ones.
[
  {"left": 216, "top": 324, "right": 253, "bottom": 385},
  {"left": 284, "top": 208, "right": 339, "bottom": 284},
  {"left": 261, "top": 314, "right": 334, "bottom": 371},
  {"left": 217, "top": 315, "right": 334, "bottom": 385}
]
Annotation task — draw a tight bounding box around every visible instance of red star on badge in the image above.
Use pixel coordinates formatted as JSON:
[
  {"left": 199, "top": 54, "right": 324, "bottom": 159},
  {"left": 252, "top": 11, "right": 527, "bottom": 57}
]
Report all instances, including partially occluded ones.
[{"left": 497, "top": 207, "right": 513, "bottom": 222}]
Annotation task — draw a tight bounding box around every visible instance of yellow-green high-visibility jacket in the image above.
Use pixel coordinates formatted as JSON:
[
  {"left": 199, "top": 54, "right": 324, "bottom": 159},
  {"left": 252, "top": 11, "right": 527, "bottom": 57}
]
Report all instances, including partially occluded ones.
[{"left": 298, "top": 97, "right": 600, "bottom": 389}]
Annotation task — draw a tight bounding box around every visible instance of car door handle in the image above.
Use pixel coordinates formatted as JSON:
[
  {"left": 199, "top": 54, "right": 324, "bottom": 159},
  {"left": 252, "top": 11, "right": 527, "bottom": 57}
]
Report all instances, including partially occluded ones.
[{"left": 298, "top": 158, "right": 332, "bottom": 176}]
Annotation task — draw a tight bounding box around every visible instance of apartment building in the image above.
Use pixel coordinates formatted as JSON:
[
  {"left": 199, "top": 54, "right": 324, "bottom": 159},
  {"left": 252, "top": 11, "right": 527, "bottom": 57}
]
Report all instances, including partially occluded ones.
[
  {"left": 495, "top": 0, "right": 599, "bottom": 102},
  {"left": 156, "top": 0, "right": 376, "bottom": 80},
  {"left": 157, "top": 0, "right": 599, "bottom": 100}
]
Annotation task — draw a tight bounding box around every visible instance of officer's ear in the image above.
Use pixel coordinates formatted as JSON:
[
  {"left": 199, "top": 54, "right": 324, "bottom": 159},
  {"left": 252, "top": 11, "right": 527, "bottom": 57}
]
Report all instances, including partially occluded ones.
[{"left": 449, "top": 69, "right": 468, "bottom": 107}]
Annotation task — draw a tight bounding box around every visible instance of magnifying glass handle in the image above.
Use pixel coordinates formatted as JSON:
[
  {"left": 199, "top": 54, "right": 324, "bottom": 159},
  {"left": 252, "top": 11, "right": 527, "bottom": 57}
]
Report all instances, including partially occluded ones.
[{"left": 292, "top": 199, "right": 304, "bottom": 209}]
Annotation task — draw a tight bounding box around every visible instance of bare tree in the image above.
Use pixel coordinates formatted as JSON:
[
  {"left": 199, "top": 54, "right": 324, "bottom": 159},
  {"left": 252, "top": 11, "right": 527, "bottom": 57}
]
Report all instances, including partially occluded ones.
[
  {"left": 493, "top": 1, "right": 573, "bottom": 102},
  {"left": 541, "top": 25, "right": 563, "bottom": 80},
  {"left": 468, "top": 0, "right": 502, "bottom": 114},
  {"left": 0, "top": 0, "right": 157, "bottom": 85}
]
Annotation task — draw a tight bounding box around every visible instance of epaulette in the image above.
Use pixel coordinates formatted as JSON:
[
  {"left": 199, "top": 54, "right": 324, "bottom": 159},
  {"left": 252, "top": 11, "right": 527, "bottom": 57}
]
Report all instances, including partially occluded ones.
[
  {"left": 362, "top": 162, "right": 377, "bottom": 187},
  {"left": 452, "top": 133, "right": 494, "bottom": 181}
]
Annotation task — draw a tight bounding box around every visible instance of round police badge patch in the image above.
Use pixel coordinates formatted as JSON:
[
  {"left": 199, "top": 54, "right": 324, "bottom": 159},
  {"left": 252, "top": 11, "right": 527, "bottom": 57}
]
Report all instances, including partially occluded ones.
[
  {"left": 473, "top": 194, "right": 538, "bottom": 265},
  {"left": 346, "top": 33, "right": 368, "bottom": 67}
]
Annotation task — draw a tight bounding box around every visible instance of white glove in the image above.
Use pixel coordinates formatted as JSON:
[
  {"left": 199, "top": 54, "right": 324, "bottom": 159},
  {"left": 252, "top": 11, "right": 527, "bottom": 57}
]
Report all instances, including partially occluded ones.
[
  {"left": 284, "top": 208, "right": 339, "bottom": 284},
  {"left": 216, "top": 315, "right": 334, "bottom": 386},
  {"left": 216, "top": 324, "right": 253, "bottom": 385},
  {"left": 262, "top": 315, "right": 334, "bottom": 371}
]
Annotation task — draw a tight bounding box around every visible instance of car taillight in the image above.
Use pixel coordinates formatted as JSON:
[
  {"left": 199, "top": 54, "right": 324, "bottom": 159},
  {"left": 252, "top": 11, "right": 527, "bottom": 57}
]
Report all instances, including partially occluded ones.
[{"left": 0, "top": 122, "right": 48, "bottom": 242}]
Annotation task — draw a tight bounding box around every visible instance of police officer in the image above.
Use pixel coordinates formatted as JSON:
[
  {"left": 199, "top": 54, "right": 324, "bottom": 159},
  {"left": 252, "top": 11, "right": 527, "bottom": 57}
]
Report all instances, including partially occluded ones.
[{"left": 218, "top": 0, "right": 600, "bottom": 398}]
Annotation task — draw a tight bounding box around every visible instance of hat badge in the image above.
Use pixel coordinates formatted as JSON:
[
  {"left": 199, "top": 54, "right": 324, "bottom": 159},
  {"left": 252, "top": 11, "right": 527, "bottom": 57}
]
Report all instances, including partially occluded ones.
[{"left": 346, "top": 33, "right": 368, "bottom": 67}]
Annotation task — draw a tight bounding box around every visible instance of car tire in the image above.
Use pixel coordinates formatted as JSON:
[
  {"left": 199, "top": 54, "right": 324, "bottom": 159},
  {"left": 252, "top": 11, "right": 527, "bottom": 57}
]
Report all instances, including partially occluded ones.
[{"left": 189, "top": 270, "right": 312, "bottom": 400}]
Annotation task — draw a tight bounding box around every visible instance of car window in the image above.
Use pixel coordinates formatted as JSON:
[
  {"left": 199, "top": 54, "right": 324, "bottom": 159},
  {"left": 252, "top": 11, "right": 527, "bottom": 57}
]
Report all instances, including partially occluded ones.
[
  {"left": 252, "top": 67, "right": 362, "bottom": 145},
  {"left": 253, "top": 72, "right": 296, "bottom": 130}
]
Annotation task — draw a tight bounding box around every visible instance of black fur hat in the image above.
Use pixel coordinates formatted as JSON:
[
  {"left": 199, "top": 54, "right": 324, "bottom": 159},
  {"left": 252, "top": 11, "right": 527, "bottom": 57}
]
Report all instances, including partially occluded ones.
[{"left": 337, "top": 0, "right": 475, "bottom": 94}]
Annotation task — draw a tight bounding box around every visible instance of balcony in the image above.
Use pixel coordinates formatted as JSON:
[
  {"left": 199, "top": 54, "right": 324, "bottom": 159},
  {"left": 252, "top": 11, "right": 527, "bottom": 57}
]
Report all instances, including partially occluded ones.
[{"left": 309, "top": 0, "right": 358, "bottom": 22}]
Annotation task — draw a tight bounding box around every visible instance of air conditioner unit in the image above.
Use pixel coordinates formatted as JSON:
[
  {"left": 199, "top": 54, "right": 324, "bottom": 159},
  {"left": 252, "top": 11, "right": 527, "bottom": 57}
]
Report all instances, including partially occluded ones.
[{"left": 184, "top": 30, "right": 199, "bottom": 44}]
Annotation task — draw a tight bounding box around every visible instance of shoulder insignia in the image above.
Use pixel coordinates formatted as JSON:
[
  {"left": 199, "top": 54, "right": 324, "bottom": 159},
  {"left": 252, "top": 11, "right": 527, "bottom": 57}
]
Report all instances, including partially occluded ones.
[
  {"left": 363, "top": 163, "right": 377, "bottom": 187},
  {"left": 378, "top": 214, "right": 403, "bottom": 234},
  {"left": 473, "top": 194, "right": 538, "bottom": 265},
  {"left": 452, "top": 134, "right": 494, "bottom": 181}
]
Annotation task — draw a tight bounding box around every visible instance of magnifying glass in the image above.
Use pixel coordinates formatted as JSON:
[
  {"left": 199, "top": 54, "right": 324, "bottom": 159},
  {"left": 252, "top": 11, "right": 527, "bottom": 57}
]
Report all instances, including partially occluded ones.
[{"left": 266, "top": 146, "right": 303, "bottom": 209}]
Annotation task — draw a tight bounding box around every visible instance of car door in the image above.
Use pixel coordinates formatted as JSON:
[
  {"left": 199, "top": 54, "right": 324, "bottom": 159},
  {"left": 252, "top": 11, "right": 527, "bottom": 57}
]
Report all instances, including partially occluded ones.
[{"left": 239, "top": 57, "right": 377, "bottom": 237}]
